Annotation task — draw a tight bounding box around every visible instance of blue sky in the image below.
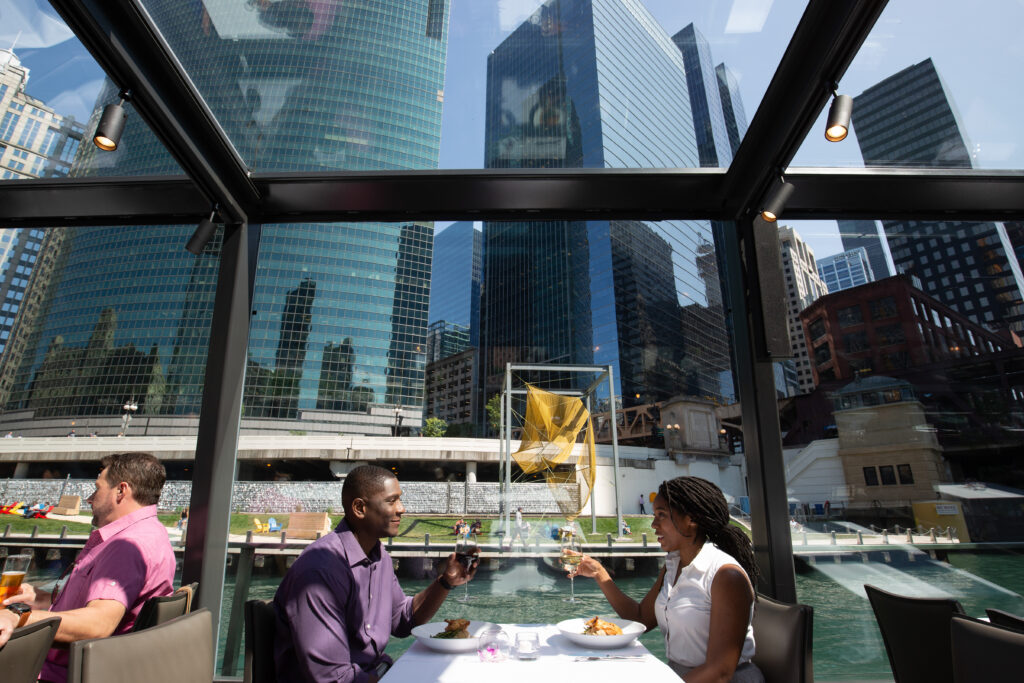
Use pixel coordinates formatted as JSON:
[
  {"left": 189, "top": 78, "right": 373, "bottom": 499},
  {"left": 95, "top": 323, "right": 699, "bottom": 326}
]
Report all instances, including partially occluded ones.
[{"left": 4, "top": 0, "right": 1022, "bottom": 258}]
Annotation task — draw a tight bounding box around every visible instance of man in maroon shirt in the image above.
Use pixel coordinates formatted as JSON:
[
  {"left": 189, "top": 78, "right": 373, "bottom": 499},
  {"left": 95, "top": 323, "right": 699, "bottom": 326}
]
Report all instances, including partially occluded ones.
[
  {"left": 0, "top": 452, "right": 176, "bottom": 683},
  {"left": 274, "top": 464, "right": 479, "bottom": 683}
]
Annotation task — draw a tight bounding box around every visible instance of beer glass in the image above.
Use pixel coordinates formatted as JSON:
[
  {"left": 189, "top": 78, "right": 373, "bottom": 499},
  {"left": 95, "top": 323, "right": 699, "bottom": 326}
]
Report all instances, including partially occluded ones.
[{"left": 0, "top": 553, "right": 31, "bottom": 601}]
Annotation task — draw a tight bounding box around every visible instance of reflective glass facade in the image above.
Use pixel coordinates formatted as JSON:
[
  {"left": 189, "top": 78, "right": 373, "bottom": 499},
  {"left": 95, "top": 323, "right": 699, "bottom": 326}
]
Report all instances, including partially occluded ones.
[
  {"left": 853, "top": 59, "right": 1024, "bottom": 333},
  {"left": 1, "top": 1, "right": 449, "bottom": 431},
  {"left": 817, "top": 248, "right": 874, "bottom": 294},
  {"left": 429, "top": 221, "right": 481, "bottom": 347},
  {"left": 481, "top": 0, "right": 730, "bottom": 407}
]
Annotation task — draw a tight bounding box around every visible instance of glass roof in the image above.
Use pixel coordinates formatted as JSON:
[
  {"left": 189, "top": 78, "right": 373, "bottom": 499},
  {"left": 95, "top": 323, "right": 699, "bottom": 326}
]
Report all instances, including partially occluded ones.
[
  {"left": 0, "top": 3, "right": 183, "bottom": 181},
  {"left": 792, "top": 0, "right": 1024, "bottom": 170},
  {"left": 126, "top": 0, "right": 802, "bottom": 173}
]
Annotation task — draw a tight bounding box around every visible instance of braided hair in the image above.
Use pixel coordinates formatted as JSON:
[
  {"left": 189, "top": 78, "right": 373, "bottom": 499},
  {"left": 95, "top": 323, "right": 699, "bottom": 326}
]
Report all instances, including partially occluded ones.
[{"left": 658, "top": 476, "right": 759, "bottom": 587}]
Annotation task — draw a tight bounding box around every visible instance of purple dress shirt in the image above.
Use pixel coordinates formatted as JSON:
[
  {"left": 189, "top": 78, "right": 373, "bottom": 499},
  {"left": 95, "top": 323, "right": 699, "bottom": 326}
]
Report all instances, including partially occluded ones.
[
  {"left": 274, "top": 519, "right": 414, "bottom": 683},
  {"left": 41, "top": 505, "right": 176, "bottom": 683}
]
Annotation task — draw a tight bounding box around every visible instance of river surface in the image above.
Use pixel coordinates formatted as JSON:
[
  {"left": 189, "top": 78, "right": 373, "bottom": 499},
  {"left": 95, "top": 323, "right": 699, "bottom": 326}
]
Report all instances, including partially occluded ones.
[{"left": 27, "top": 548, "right": 1024, "bottom": 681}]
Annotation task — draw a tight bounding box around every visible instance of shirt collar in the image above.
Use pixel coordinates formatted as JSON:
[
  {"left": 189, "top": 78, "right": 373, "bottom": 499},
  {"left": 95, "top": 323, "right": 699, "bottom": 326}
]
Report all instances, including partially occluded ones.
[
  {"left": 336, "top": 518, "right": 380, "bottom": 566},
  {"left": 95, "top": 504, "right": 159, "bottom": 542}
]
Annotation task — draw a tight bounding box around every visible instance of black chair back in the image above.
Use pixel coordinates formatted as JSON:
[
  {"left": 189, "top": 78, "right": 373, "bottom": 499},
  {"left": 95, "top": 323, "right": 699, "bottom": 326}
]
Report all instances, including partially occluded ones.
[
  {"left": 985, "top": 608, "right": 1024, "bottom": 632},
  {"left": 0, "top": 616, "right": 61, "bottom": 683},
  {"left": 865, "top": 583, "right": 964, "bottom": 683},
  {"left": 133, "top": 587, "right": 190, "bottom": 632},
  {"left": 751, "top": 594, "right": 814, "bottom": 683},
  {"left": 245, "top": 599, "right": 278, "bottom": 683},
  {"left": 951, "top": 613, "right": 1024, "bottom": 683},
  {"left": 68, "top": 608, "right": 213, "bottom": 683}
]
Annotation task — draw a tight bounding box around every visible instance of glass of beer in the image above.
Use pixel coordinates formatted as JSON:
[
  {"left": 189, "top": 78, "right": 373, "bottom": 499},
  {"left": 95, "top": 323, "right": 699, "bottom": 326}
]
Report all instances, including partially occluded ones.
[{"left": 0, "top": 553, "right": 31, "bottom": 601}]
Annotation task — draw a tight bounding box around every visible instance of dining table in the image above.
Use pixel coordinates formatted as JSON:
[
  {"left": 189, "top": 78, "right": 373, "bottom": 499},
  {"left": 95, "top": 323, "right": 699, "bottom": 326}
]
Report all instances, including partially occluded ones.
[{"left": 382, "top": 622, "right": 680, "bottom": 682}]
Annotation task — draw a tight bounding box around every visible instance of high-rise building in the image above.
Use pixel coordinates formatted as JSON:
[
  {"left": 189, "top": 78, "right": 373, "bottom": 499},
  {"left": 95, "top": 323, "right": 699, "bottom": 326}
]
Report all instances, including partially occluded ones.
[
  {"left": 715, "top": 62, "right": 748, "bottom": 158},
  {"left": 0, "top": 50, "right": 85, "bottom": 364},
  {"left": 481, "top": 0, "right": 730, "bottom": 410},
  {"left": 425, "top": 321, "right": 471, "bottom": 365},
  {"left": 0, "top": 2, "right": 449, "bottom": 436},
  {"left": 779, "top": 225, "right": 829, "bottom": 395},
  {"left": 817, "top": 248, "right": 875, "bottom": 294},
  {"left": 853, "top": 59, "right": 1024, "bottom": 333},
  {"left": 429, "top": 222, "right": 481, "bottom": 347},
  {"left": 837, "top": 219, "right": 892, "bottom": 281},
  {"left": 672, "top": 24, "right": 732, "bottom": 168}
]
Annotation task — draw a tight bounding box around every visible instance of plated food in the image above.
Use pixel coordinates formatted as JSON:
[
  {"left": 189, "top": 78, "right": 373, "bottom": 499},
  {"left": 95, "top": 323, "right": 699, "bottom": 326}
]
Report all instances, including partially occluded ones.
[
  {"left": 411, "top": 620, "right": 495, "bottom": 653},
  {"left": 582, "top": 616, "right": 623, "bottom": 636},
  {"left": 432, "top": 619, "right": 470, "bottom": 639},
  {"left": 556, "top": 617, "right": 645, "bottom": 649}
]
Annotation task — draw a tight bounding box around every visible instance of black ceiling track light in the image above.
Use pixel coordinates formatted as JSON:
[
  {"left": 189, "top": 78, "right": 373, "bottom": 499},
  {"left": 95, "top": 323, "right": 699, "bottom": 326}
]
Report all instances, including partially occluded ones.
[
  {"left": 185, "top": 206, "right": 219, "bottom": 255},
  {"left": 93, "top": 90, "right": 131, "bottom": 151}
]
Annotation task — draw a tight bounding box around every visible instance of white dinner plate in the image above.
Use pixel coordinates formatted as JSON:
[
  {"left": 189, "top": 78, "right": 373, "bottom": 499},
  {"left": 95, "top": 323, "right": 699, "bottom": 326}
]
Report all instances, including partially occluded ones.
[
  {"left": 556, "top": 617, "right": 645, "bottom": 649},
  {"left": 411, "top": 620, "right": 496, "bottom": 653}
]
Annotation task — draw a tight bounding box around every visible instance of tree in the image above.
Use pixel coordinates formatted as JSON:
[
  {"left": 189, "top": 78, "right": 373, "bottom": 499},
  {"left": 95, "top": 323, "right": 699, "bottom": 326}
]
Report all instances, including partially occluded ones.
[
  {"left": 486, "top": 394, "right": 502, "bottom": 434},
  {"left": 422, "top": 417, "right": 448, "bottom": 437}
]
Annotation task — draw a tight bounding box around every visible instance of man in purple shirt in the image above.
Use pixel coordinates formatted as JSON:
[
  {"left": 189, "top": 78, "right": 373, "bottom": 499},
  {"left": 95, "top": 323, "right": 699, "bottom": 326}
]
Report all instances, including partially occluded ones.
[
  {"left": 274, "top": 464, "right": 479, "bottom": 683},
  {"left": 0, "top": 452, "right": 176, "bottom": 683}
]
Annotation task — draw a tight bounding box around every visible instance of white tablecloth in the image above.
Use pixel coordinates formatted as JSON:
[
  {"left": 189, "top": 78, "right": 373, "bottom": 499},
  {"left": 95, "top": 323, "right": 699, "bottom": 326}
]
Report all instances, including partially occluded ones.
[{"left": 383, "top": 623, "right": 680, "bottom": 682}]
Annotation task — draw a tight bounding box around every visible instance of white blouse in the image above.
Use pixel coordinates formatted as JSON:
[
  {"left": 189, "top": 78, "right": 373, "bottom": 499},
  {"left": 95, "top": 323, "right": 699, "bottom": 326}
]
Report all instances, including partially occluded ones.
[{"left": 655, "top": 543, "right": 756, "bottom": 669}]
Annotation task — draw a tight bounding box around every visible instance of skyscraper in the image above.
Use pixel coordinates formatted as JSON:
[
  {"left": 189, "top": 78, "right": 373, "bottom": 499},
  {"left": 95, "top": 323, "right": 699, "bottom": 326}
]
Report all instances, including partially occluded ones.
[
  {"left": 837, "top": 219, "right": 892, "bottom": 281},
  {"left": 481, "top": 0, "right": 729, "bottom": 410},
  {"left": 853, "top": 59, "right": 1024, "bottom": 333},
  {"left": 779, "top": 226, "right": 829, "bottom": 395},
  {"left": 715, "top": 62, "right": 748, "bottom": 158},
  {"left": 817, "top": 248, "right": 875, "bottom": 294},
  {"left": 672, "top": 24, "right": 732, "bottom": 168},
  {"left": 0, "top": 1, "right": 450, "bottom": 436},
  {"left": 429, "top": 222, "right": 482, "bottom": 348}
]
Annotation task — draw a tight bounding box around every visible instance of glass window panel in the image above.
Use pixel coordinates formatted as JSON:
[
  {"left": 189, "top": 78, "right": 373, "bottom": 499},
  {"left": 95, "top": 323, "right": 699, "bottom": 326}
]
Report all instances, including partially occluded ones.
[
  {"left": 0, "top": 6, "right": 182, "bottom": 182},
  {"left": 783, "top": 218, "right": 1024, "bottom": 680},
  {"left": 792, "top": 1, "right": 1024, "bottom": 170},
  {"left": 138, "top": 0, "right": 803, "bottom": 172}
]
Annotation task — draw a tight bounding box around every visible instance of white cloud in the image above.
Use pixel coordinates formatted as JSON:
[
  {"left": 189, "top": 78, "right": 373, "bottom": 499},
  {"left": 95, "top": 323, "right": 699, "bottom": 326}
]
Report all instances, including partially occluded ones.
[
  {"left": 0, "top": 0, "right": 73, "bottom": 50},
  {"left": 723, "top": 0, "right": 773, "bottom": 34},
  {"left": 47, "top": 78, "right": 104, "bottom": 123},
  {"left": 498, "top": 0, "right": 544, "bottom": 32}
]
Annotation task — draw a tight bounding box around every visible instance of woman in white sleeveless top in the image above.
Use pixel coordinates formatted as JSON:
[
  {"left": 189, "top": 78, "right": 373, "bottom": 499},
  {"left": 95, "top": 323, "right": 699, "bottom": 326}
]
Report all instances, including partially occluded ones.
[{"left": 574, "top": 476, "right": 764, "bottom": 682}]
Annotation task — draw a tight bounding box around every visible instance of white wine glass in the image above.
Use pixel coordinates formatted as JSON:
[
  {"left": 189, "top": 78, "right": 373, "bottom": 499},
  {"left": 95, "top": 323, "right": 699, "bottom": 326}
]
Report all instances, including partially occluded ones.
[
  {"left": 560, "top": 531, "right": 583, "bottom": 603},
  {"left": 454, "top": 532, "right": 478, "bottom": 602}
]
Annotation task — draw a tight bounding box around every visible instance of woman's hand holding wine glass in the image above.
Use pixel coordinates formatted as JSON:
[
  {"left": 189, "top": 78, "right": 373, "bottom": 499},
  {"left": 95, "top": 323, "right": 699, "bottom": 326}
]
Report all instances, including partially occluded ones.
[
  {"left": 560, "top": 532, "right": 583, "bottom": 603},
  {"left": 454, "top": 533, "right": 479, "bottom": 602}
]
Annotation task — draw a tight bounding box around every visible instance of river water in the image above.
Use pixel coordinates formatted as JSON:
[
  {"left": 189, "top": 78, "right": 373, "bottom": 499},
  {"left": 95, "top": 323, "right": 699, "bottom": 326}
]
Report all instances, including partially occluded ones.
[{"left": 26, "top": 547, "right": 1024, "bottom": 680}]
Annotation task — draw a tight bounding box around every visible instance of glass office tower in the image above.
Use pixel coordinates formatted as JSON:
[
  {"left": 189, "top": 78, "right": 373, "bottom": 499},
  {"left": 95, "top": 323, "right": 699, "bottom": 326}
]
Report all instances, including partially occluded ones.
[
  {"left": 853, "top": 59, "right": 1024, "bottom": 333},
  {"left": 0, "top": 1, "right": 449, "bottom": 433},
  {"left": 429, "top": 222, "right": 482, "bottom": 348},
  {"left": 817, "top": 248, "right": 875, "bottom": 294},
  {"left": 481, "top": 0, "right": 730, "bottom": 408}
]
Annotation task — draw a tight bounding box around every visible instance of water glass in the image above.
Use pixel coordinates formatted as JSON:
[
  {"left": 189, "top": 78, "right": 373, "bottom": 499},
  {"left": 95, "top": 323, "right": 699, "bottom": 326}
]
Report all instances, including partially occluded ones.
[
  {"left": 478, "top": 626, "right": 511, "bottom": 662},
  {"left": 514, "top": 631, "right": 539, "bottom": 660}
]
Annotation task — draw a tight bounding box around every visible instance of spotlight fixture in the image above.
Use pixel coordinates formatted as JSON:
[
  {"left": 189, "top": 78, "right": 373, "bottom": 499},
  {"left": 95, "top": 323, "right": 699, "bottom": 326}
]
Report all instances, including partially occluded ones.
[
  {"left": 825, "top": 89, "right": 853, "bottom": 142},
  {"left": 93, "top": 91, "right": 131, "bottom": 151},
  {"left": 760, "top": 176, "right": 794, "bottom": 223},
  {"left": 186, "top": 207, "right": 219, "bottom": 255}
]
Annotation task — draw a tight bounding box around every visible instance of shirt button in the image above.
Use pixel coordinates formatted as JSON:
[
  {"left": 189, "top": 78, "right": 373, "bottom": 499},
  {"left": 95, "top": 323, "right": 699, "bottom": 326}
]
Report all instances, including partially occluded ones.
[{"left": 366, "top": 624, "right": 372, "bottom": 631}]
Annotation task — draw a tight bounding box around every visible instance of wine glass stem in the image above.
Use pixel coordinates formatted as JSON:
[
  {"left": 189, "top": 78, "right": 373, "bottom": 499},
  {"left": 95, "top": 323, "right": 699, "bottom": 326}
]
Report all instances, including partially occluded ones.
[{"left": 570, "top": 575, "right": 575, "bottom": 601}]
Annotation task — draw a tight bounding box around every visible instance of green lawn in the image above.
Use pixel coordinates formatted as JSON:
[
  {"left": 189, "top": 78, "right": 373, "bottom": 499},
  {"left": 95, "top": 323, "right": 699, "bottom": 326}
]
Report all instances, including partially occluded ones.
[{"left": 0, "top": 515, "right": 93, "bottom": 534}]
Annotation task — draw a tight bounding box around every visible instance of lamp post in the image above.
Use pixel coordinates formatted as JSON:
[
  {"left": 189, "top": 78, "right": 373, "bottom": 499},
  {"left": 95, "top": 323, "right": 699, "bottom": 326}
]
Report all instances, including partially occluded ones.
[
  {"left": 392, "top": 406, "right": 403, "bottom": 437},
  {"left": 121, "top": 397, "right": 138, "bottom": 436}
]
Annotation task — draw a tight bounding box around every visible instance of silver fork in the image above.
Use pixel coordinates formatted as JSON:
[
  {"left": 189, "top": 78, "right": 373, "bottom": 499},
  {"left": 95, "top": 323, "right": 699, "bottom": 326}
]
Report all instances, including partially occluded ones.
[{"left": 573, "top": 655, "right": 647, "bottom": 661}]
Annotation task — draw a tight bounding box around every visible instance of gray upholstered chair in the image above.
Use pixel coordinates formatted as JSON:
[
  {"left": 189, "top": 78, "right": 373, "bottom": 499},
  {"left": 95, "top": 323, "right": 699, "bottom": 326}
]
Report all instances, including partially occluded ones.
[
  {"left": 951, "top": 613, "right": 1024, "bottom": 683},
  {"left": 244, "top": 599, "right": 277, "bottom": 683},
  {"left": 132, "top": 586, "right": 190, "bottom": 632},
  {"left": 985, "top": 608, "right": 1024, "bottom": 632},
  {"left": 750, "top": 593, "right": 814, "bottom": 683},
  {"left": 0, "top": 616, "right": 61, "bottom": 683},
  {"left": 68, "top": 608, "right": 213, "bottom": 683},
  {"left": 865, "top": 583, "right": 964, "bottom": 683}
]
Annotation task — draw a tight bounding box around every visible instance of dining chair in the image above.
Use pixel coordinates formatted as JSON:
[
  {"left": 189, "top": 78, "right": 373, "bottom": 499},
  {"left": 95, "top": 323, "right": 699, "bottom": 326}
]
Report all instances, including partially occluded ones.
[
  {"left": 750, "top": 593, "right": 813, "bottom": 683},
  {"left": 864, "top": 583, "right": 965, "bottom": 683},
  {"left": 951, "top": 613, "right": 1024, "bottom": 683},
  {"left": 985, "top": 608, "right": 1024, "bottom": 632},
  {"left": 132, "top": 585, "right": 190, "bottom": 631},
  {"left": 244, "top": 599, "right": 278, "bottom": 683},
  {"left": 67, "top": 608, "right": 212, "bottom": 683},
  {"left": 0, "top": 616, "right": 61, "bottom": 683}
]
